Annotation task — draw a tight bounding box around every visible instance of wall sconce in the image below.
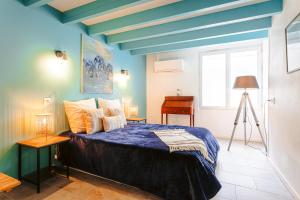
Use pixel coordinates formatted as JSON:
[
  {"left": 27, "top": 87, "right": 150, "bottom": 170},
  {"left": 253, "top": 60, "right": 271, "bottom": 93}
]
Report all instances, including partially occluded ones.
[
  {"left": 121, "top": 69, "right": 129, "bottom": 79},
  {"left": 115, "top": 69, "right": 129, "bottom": 87},
  {"left": 55, "top": 50, "right": 67, "bottom": 60}
]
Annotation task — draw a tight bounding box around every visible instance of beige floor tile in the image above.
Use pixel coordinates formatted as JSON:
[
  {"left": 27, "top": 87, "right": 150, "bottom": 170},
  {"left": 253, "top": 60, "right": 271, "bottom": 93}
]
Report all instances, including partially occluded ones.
[
  {"left": 253, "top": 177, "right": 293, "bottom": 199},
  {"left": 217, "top": 170, "right": 256, "bottom": 189},
  {"left": 236, "top": 186, "right": 291, "bottom": 200},
  {"left": 216, "top": 181, "right": 236, "bottom": 200}
]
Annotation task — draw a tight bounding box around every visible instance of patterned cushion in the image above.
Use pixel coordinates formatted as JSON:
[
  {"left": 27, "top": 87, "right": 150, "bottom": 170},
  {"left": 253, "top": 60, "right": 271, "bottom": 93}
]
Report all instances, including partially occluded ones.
[
  {"left": 98, "top": 98, "right": 121, "bottom": 116},
  {"left": 84, "top": 108, "right": 105, "bottom": 134},
  {"left": 64, "top": 98, "right": 96, "bottom": 133},
  {"left": 103, "top": 116, "right": 124, "bottom": 132}
]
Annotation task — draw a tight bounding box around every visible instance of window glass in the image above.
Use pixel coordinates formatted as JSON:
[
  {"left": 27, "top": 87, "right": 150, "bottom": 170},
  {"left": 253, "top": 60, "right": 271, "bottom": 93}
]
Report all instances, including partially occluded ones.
[
  {"left": 202, "top": 53, "right": 226, "bottom": 106},
  {"left": 230, "top": 50, "right": 259, "bottom": 107}
]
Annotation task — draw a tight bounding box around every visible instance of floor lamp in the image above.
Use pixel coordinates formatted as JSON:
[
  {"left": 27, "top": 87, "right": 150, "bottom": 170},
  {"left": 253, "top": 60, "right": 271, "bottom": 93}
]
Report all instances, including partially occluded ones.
[{"left": 227, "top": 76, "right": 268, "bottom": 153}]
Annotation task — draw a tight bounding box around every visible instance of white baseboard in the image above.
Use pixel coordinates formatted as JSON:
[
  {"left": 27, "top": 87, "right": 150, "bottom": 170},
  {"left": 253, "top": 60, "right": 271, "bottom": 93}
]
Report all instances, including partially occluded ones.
[{"left": 268, "top": 157, "right": 300, "bottom": 200}]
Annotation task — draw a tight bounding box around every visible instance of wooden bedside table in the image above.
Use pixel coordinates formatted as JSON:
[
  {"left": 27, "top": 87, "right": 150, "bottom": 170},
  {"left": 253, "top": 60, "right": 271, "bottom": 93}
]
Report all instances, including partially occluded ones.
[
  {"left": 17, "top": 135, "right": 70, "bottom": 193},
  {"left": 0, "top": 173, "right": 21, "bottom": 192},
  {"left": 127, "top": 117, "right": 147, "bottom": 124}
]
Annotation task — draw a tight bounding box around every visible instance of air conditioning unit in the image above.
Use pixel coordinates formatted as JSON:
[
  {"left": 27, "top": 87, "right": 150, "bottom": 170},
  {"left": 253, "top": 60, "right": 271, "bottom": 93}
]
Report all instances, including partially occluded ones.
[{"left": 154, "top": 59, "right": 184, "bottom": 72}]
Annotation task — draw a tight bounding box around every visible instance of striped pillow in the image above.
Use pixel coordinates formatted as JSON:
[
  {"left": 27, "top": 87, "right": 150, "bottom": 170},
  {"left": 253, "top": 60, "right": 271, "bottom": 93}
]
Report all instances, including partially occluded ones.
[
  {"left": 84, "top": 108, "right": 105, "bottom": 134},
  {"left": 103, "top": 116, "right": 124, "bottom": 132}
]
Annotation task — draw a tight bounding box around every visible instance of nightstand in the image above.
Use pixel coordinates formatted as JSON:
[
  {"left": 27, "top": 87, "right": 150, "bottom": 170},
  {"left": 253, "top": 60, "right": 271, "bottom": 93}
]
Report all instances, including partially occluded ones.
[
  {"left": 0, "top": 173, "right": 21, "bottom": 192},
  {"left": 127, "top": 117, "right": 147, "bottom": 124},
  {"left": 17, "top": 135, "right": 70, "bottom": 193}
]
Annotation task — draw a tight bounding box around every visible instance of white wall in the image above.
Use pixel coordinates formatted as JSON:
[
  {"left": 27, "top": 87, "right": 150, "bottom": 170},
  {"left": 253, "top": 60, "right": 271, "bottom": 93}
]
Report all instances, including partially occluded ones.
[
  {"left": 146, "top": 41, "right": 268, "bottom": 141},
  {"left": 268, "top": 0, "right": 300, "bottom": 198}
]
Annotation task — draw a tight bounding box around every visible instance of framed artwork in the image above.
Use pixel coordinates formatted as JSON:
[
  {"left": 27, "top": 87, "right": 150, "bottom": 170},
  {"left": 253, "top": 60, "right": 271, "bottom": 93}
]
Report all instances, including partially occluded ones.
[
  {"left": 286, "top": 12, "right": 300, "bottom": 73},
  {"left": 81, "top": 34, "right": 113, "bottom": 93}
]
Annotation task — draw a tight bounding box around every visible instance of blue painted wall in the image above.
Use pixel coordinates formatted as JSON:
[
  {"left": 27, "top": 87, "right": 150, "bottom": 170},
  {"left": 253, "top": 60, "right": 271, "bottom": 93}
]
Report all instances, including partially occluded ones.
[{"left": 0, "top": 0, "right": 146, "bottom": 177}]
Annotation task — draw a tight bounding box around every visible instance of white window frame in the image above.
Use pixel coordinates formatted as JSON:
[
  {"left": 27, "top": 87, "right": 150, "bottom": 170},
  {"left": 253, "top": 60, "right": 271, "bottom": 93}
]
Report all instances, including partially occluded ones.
[{"left": 199, "top": 45, "right": 263, "bottom": 110}]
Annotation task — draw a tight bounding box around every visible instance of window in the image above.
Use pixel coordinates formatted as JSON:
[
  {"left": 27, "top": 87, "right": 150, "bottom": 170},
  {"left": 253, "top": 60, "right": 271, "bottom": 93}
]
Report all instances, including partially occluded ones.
[
  {"left": 201, "top": 53, "right": 226, "bottom": 106},
  {"left": 200, "top": 46, "right": 262, "bottom": 108}
]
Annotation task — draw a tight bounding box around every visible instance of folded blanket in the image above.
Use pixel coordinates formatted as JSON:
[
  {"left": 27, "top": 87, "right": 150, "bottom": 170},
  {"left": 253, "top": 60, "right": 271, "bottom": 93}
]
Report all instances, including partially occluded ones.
[{"left": 153, "top": 129, "right": 213, "bottom": 163}]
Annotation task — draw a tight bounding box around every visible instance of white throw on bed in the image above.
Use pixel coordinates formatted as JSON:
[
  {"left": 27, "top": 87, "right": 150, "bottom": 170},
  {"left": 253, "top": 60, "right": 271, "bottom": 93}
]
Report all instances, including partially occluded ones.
[{"left": 153, "top": 129, "right": 213, "bottom": 163}]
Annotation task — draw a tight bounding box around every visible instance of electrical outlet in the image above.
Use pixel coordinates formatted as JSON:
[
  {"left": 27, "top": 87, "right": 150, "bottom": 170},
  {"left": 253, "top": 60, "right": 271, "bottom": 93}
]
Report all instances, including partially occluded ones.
[
  {"left": 44, "top": 97, "right": 52, "bottom": 105},
  {"left": 268, "top": 97, "right": 275, "bottom": 104}
]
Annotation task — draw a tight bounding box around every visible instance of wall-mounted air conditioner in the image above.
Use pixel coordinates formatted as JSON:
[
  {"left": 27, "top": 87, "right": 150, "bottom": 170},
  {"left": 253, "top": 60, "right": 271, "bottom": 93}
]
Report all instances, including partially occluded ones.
[{"left": 154, "top": 59, "right": 184, "bottom": 72}]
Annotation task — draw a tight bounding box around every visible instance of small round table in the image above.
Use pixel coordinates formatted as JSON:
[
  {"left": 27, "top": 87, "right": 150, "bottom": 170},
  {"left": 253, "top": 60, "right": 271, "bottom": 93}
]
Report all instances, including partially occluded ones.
[{"left": 126, "top": 117, "right": 147, "bottom": 124}]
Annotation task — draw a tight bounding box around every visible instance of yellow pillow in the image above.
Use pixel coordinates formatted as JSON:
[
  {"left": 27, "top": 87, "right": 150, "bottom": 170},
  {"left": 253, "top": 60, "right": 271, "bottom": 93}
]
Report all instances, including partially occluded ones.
[
  {"left": 64, "top": 98, "right": 96, "bottom": 133},
  {"left": 103, "top": 116, "right": 124, "bottom": 132},
  {"left": 84, "top": 108, "right": 104, "bottom": 134}
]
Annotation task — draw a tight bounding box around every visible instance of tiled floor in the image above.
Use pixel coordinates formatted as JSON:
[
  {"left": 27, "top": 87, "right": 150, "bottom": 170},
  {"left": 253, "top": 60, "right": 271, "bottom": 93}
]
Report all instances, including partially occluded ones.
[
  {"left": 0, "top": 139, "right": 294, "bottom": 200},
  {"left": 213, "top": 139, "right": 294, "bottom": 200}
]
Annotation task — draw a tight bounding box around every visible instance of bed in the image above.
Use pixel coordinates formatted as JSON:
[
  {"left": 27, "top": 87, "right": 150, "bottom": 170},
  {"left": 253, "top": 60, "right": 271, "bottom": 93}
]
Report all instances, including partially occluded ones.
[{"left": 58, "top": 123, "right": 221, "bottom": 200}]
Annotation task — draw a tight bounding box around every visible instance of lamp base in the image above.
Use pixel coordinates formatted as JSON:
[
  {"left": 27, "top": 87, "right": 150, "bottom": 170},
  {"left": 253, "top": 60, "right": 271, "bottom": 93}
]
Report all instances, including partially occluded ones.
[{"left": 227, "top": 92, "right": 267, "bottom": 154}]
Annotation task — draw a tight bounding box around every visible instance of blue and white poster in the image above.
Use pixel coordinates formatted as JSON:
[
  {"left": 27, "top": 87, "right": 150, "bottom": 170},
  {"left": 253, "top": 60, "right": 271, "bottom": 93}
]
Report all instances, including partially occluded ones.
[{"left": 81, "top": 34, "right": 113, "bottom": 93}]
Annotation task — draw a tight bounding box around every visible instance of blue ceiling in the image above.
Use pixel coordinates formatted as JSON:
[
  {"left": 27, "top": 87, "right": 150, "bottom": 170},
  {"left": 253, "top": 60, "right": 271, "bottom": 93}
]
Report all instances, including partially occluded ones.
[{"left": 21, "top": 0, "right": 283, "bottom": 55}]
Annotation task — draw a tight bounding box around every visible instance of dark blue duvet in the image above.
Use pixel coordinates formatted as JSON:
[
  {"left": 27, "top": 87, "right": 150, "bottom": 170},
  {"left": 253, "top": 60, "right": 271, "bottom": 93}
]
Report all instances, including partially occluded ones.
[{"left": 58, "top": 123, "right": 221, "bottom": 200}]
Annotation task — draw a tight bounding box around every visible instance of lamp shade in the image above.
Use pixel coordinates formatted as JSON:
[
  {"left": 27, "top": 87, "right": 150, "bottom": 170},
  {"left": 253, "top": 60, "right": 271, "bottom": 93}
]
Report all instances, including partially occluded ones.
[{"left": 233, "top": 76, "right": 259, "bottom": 89}]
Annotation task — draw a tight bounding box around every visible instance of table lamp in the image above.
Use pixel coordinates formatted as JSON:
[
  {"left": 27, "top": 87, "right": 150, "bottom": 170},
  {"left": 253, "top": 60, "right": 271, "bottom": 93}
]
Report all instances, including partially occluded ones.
[
  {"left": 129, "top": 106, "right": 139, "bottom": 118},
  {"left": 35, "top": 113, "right": 52, "bottom": 140}
]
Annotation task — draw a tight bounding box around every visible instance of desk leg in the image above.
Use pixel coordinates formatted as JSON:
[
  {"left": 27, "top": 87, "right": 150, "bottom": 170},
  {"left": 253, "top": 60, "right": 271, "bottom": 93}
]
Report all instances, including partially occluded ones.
[
  {"left": 193, "top": 114, "right": 195, "bottom": 127},
  {"left": 18, "top": 145, "right": 22, "bottom": 180},
  {"left": 37, "top": 148, "right": 40, "bottom": 193},
  {"left": 166, "top": 114, "right": 168, "bottom": 125},
  {"left": 190, "top": 115, "right": 192, "bottom": 126},
  {"left": 161, "top": 114, "right": 163, "bottom": 124},
  {"left": 48, "top": 146, "right": 51, "bottom": 171}
]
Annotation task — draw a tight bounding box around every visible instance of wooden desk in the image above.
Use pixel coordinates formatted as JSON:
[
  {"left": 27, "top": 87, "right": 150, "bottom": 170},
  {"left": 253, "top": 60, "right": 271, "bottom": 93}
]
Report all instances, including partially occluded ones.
[
  {"left": 17, "top": 135, "right": 70, "bottom": 193},
  {"left": 161, "top": 96, "right": 194, "bottom": 126},
  {"left": 0, "top": 173, "right": 21, "bottom": 192},
  {"left": 127, "top": 117, "right": 147, "bottom": 124}
]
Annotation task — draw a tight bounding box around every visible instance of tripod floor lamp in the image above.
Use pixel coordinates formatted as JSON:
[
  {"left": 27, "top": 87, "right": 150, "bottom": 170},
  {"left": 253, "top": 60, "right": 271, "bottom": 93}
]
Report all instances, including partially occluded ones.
[{"left": 227, "top": 76, "right": 267, "bottom": 153}]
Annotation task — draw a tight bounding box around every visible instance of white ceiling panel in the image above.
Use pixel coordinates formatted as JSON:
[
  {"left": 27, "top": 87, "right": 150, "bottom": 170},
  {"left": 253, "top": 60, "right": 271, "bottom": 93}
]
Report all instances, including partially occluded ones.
[
  {"left": 49, "top": 0, "right": 96, "bottom": 12},
  {"left": 82, "top": 0, "right": 180, "bottom": 25}
]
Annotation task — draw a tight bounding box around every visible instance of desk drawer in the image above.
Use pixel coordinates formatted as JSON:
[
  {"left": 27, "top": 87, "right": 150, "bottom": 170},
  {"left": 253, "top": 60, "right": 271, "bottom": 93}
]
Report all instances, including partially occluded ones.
[{"left": 162, "top": 107, "right": 192, "bottom": 114}]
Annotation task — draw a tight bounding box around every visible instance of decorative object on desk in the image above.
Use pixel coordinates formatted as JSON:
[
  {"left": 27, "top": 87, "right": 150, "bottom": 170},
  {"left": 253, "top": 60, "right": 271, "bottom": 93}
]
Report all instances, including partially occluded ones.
[
  {"left": 227, "top": 76, "right": 267, "bottom": 153},
  {"left": 81, "top": 34, "right": 113, "bottom": 94},
  {"left": 176, "top": 89, "right": 181, "bottom": 96},
  {"left": 161, "top": 96, "right": 194, "bottom": 127},
  {"left": 286, "top": 12, "right": 300, "bottom": 73},
  {"left": 35, "top": 113, "right": 52, "bottom": 140},
  {"left": 0, "top": 173, "right": 21, "bottom": 192},
  {"left": 129, "top": 105, "right": 139, "bottom": 118}
]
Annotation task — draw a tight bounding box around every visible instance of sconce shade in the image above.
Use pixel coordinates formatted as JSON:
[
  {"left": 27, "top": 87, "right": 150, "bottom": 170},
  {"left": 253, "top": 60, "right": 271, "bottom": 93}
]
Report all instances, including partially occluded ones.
[
  {"left": 55, "top": 50, "right": 67, "bottom": 60},
  {"left": 233, "top": 76, "right": 259, "bottom": 89},
  {"left": 121, "top": 69, "right": 129, "bottom": 76}
]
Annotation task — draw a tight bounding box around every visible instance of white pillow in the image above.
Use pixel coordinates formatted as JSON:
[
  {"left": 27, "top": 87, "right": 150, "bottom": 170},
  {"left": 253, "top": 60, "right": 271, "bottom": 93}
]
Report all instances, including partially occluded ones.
[
  {"left": 103, "top": 116, "right": 124, "bottom": 132},
  {"left": 64, "top": 98, "right": 96, "bottom": 133},
  {"left": 108, "top": 107, "right": 127, "bottom": 126},
  {"left": 98, "top": 98, "right": 121, "bottom": 115},
  {"left": 84, "top": 108, "right": 104, "bottom": 134}
]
